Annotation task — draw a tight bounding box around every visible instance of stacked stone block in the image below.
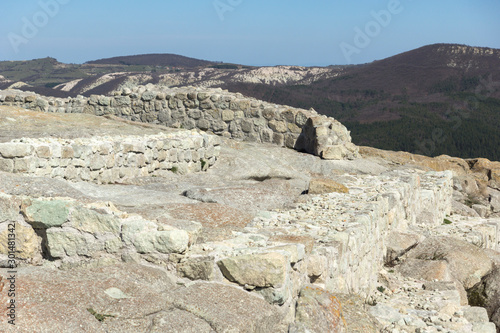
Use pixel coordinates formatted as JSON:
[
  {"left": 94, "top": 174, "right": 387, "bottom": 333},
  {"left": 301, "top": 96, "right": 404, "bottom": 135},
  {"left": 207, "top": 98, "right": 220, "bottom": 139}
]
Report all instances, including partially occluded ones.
[
  {"left": 0, "top": 131, "right": 220, "bottom": 184},
  {"left": 0, "top": 88, "right": 359, "bottom": 160}
]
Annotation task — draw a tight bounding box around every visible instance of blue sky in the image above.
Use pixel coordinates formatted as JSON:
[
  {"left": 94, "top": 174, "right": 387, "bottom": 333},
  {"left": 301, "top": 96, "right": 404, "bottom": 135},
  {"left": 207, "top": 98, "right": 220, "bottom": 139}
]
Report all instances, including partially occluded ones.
[{"left": 1, "top": 0, "right": 499, "bottom": 66}]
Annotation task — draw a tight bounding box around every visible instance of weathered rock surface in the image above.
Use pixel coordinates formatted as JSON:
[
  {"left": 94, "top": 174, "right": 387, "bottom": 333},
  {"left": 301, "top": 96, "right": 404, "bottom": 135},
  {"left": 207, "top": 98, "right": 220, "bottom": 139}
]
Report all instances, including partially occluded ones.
[
  {"left": 308, "top": 177, "right": 349, "bottom": 195},
  {"left": 291, "top": 285, "right": 347, "bottom": 333},
  {"left": 405, "top": 236, "right": 493, "bottom": 289},
  {"left": 0, "top": 103, "right": 499, "bottom": 332},
  {"left": 217, "top": 252, "right": 288, "bottom": 288},
  {"left": 469, "top": 268, "right": 500, "bottom": 330},
  {"left": 165, "top": 282, "right": 288, "bottom": 332}
]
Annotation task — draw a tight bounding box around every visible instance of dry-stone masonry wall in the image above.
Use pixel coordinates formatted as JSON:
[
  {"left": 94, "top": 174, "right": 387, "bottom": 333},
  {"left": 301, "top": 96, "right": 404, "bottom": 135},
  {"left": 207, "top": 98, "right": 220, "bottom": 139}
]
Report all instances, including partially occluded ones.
[
  {"left": 0, "top": 131, "right": 220, "bottom": 184},
  {"left": 195, "top": 170, "right": 455, "bottom": 303},
  {"left": 0, "top": 88, "right": 359, "bottom": 160},
  {"left": 0, "top": 170, "right": 455, "bottom": 295}
]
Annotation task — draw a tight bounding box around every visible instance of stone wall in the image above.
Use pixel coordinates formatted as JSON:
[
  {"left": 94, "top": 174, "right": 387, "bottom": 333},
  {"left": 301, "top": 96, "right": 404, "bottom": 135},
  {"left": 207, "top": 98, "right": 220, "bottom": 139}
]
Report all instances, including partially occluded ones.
[
  {"left": 0, "top": 87, "right": 359, "bottom": 160},
  {"left": 0, "top": 169, "right": 456, "bottom": 307},
  {"left": 0, "top": 131, "right": 220, "bottom": 184},
  {"left": 210, "top": 170, "right": 455, "bottom": 301},
  {"left": 5, "top": 169, "right": 500, "bottom": 317}
]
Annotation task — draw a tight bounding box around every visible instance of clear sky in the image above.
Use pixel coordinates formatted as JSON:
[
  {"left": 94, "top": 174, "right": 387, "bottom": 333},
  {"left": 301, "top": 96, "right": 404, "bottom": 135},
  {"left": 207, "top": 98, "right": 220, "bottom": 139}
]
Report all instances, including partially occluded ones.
[{"left": 1, "top": 0, "right": 499, "bottom": 66}]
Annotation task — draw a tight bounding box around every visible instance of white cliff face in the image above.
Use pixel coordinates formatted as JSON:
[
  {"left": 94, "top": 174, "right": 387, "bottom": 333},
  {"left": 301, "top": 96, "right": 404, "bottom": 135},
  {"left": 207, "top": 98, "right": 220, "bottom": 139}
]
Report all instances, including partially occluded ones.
[
  {"left": 230, "top": 66, "right": 339, "bottom": 85},
  {"left": 50, "top": 65, "right": 345, "bottom": 95},
  {"left": 438, "top": 45, "right": 500, "bottom": 70},
  {"left": 438, "top": 45, "right": 499, "bottom": 57},
  {"left": 54, "top": 79, "right": 83, "bottom": 92}
]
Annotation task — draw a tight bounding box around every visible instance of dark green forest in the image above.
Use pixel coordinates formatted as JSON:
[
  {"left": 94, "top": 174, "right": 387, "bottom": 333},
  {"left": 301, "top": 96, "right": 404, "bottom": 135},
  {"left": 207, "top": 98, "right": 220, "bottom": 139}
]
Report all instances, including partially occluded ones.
[{"left": 223, "top": 81, "right": 500, "bottom": 161}]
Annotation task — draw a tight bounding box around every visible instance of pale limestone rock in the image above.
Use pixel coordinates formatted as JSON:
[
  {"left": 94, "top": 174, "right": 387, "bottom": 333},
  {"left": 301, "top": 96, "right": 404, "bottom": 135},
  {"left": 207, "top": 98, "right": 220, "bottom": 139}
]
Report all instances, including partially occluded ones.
[
  {"left": 46, "top": 227, "right": 97, "bottom": 258},
  {"left": 473, "top": 204, "right": 490, "bottom": 218},
  {"left": 398, "top": 259, "right": 454, "bottom": 281},
  {"left": 13, "top": 157, "right": 36, "bottom": 173},
  {"left": 306, "top": 255, "right": 327, "bottom": 283},
  {"left": 0, "top": 159, "right": 13, "bottom": 172},
  {"left": 0, "top": 143, "right": 34, "bottom": 158},
  {"left": 0, "top": 193, "right": 21, "bottom": 222},
  {"left": 268, "top": 120, "right": 287, "bottom": 133},
  {"left": 0, "top": 221, "right": 42, "bottom": 262},
  {"left": 321, "top": 145, "right": 344, "bottom": 160},
  {"left": 386, "top": 231, "right": 422, "bottom": 263},
  {"left": 423, "top": 280, "right": 468, "bottom": 306},
  {"left": 178, "top": 256, "right": 215, "bottom": 281},
  {"left": 269, "top": 244, "right": 305, "bottom": 264},
  {"left": 121, "top": 218, "right": 189, "bottom": 254},
  {"left": 217, "top": 252, "right": 288, "bottom": 288},
  {"left": 221, "top": 109, "right": 234, "bottom": 121},
  {"left": 68, "top": 206, "right": 121, "bottom": 235},
  {"left": 463, "top": 306, "right": 490, "bottom": 323}
]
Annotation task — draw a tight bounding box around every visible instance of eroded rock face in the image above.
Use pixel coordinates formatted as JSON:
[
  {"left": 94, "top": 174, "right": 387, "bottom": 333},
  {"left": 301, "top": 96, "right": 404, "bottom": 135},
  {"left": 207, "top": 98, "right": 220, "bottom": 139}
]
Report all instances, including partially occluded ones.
[{"left": 165, "top": 282, "right": 289, "bottom": 333}]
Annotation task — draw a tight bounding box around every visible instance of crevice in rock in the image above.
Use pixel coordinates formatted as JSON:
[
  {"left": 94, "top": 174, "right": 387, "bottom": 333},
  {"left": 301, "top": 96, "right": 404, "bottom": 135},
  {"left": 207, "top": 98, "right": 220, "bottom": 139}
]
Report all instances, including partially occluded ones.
[
  {"left": 32, "top": 228, "right": 57, "bottom": 261},
  {"left": 170, "top": 303, "right": 218, "bottom": 332},
  {"left": 247, "top": 175, "right": 293, "bottom": 182}
]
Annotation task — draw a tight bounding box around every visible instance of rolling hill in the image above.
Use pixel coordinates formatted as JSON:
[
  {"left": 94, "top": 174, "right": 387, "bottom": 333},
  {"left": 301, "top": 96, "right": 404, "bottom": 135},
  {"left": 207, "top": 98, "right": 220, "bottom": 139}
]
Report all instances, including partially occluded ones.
[{"left": 86, "top": 53, "right": 215, "bottom": 68}]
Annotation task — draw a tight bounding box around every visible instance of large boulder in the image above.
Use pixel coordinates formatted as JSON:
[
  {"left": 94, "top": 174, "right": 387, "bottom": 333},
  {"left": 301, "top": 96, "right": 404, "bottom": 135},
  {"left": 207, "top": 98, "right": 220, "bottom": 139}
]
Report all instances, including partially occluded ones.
[
  {"left": 398, "top": 259, "right": 454, "bottom": 282},
  {"left": 405, "top": 236, "right": 493, "bottom": 289},
  {"left": 468, "top": 267, "right": 500, "bottom": 331},
  {"left": 385, "top": 231, "right": 422, "bottom": 263}
]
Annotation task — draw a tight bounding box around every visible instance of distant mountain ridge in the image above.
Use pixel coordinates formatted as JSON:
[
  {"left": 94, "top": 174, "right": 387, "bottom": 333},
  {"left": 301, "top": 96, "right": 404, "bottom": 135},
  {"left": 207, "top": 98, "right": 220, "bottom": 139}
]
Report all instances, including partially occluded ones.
[{"left": 85, "top": 53, "right": 216, "bottom": 68}]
